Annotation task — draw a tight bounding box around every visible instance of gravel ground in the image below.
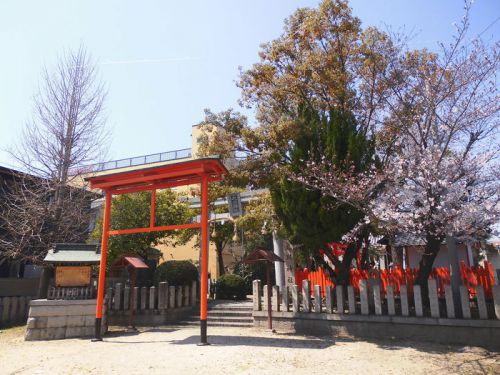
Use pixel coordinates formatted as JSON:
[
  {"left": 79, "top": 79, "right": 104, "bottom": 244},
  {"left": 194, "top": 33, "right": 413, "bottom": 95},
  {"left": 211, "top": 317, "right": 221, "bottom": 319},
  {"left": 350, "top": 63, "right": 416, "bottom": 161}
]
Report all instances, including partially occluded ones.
[{"left": 0, "top": 325, "right": 499, "bottom": 375}]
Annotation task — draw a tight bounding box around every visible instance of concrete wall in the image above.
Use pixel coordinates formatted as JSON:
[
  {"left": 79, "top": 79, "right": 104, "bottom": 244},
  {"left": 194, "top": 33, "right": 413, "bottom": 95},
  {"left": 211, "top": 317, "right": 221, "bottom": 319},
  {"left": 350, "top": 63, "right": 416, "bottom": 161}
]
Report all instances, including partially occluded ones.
[{"left": 25, "top": 299, "right": 107, "bottom": 341}]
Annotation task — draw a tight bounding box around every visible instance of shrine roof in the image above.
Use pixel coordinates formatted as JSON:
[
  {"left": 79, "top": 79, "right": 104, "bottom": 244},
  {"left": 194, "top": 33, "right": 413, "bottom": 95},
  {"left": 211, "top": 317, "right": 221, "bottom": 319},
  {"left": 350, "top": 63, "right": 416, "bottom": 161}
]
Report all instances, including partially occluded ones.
[{"left": 43, "top": 243, "right": 101, "bottom": 264}]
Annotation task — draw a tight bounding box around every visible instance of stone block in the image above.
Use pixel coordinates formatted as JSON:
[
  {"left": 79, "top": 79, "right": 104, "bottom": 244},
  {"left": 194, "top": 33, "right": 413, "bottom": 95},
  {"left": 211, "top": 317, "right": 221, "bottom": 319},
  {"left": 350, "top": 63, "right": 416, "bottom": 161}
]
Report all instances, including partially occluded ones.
[
  {"left": 336, "top": 286, "right": 344, "bottom": 314},
  {"left": 302, "top": 280, "right": 311, "bottom": 313},
  {"left": 359, "top": 280, "right": 369, "bottom": 315},
  {"left": 46, "top": 327, "right": 66, "bottom": 340},
  {"left": 314, "top": 285, "right": 321, "bottom": 313},
  {"left": 27, "top": 317, "right": 36, "bottom": 329},
  {"left": 386, "top": 285, "right": 395, "bottom": 316},
  {"left": 414, "top": 285, "right": 423, "bottom": 317},
  {"left": 65, "top": 326, "right": 84, "bottom": 338},
  {"left": 291, "top": 285, "right": 300, "bottom": 313},
  {"left": 373, "top": 285, "right": 382, "bottom": 315},
  {"left": 493, "top": 285, "right": 500, "bottom": 320},
  {"left": 25, "top": 328, "right": 41, "bottom": 341},
  {"left": 325, "top": 286, "right": 333, "bottom": 313},
  {"left": 253, "top": 280, "right": 262, "bottom": 311},
  {"left": 84, "top": 315, "right": 95, "bottom": 327},
  {"left": 35, "top": 316, "right": 48, "bottom": 329},
  {"left": 460, "top": 285, "right": 471, "bottom": 319},
  {"left": 428, "top": 279, "right": 440, "bottom": 318},
  {"left": 47, "top": 316, "right": 67, "bottom": 328},
  {"left": 272, "top": 286, "right": 280, "bottom": 312},
  {"left": 66, "top": 315, "right": 85, "bottom": 327},
  {"left": 476, "top": 285, "right": 488, "bottom": 320},
  {"left": 444, "top": 285, "right": 456, "bottom": 319},
  {"left": 347, "top": 286, "right": 356, "bottom": 314},
  {"left": 400, "top": 285, "right": 409, "bottom": 317}
]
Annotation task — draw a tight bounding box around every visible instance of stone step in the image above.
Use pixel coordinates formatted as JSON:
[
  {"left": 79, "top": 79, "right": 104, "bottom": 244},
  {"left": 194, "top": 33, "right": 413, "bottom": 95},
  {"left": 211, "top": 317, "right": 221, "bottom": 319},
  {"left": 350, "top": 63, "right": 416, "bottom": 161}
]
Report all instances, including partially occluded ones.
[
  {"left": 207, "top": 310, "right": 252, "bottom": 317},
  {"left": 207, "top": 316, "right": 253, "bottom": 323},
  {"left": 179, "top": 320, "right": 253, "bottom": 328},
  {"left": 209, "top": 305, "right": 253, "bottom": 312}
]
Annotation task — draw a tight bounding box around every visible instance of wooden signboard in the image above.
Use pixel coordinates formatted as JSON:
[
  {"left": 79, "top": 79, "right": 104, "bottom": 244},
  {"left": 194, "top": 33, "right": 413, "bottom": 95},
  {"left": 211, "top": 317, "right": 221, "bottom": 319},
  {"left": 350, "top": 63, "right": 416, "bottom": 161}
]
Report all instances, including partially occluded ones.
[{"left": 55, "top": 266, "right": 91, "bottom": 287}]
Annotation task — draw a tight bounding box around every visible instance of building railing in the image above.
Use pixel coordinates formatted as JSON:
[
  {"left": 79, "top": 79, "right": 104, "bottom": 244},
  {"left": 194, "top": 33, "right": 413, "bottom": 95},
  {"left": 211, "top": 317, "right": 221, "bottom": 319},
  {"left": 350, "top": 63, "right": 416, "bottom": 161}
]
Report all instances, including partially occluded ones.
[{"left": 70, "top": 148, "right": 192, "bottom": 175}]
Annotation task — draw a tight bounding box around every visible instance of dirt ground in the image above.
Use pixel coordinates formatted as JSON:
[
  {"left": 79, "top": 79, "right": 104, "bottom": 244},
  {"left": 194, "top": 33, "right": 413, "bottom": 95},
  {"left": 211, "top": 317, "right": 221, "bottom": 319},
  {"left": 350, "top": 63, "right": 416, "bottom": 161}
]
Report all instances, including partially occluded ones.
[{"left": 0, "top": 325, "right": 498, "bottom": 375}]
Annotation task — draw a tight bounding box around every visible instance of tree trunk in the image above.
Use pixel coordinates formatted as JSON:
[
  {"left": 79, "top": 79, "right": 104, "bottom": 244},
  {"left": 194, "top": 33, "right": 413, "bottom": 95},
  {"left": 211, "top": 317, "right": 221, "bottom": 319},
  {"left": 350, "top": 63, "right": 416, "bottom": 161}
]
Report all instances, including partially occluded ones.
[
  {"left": 216, "top": 241, "right": 225, "bottom": 277},
  {"left": 336, "top": 243, "right": 358, "bottom": 286},
  {"left": 415, "top": 233, "right": 442, "bottom": 298}
]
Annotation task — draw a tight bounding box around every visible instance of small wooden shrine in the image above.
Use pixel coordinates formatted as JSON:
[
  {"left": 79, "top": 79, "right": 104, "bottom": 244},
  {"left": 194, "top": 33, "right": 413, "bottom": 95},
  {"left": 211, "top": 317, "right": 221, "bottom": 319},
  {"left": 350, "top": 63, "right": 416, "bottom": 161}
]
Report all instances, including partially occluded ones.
[{"left": 43, "top": 243, "right": 100, "bottom": 300}]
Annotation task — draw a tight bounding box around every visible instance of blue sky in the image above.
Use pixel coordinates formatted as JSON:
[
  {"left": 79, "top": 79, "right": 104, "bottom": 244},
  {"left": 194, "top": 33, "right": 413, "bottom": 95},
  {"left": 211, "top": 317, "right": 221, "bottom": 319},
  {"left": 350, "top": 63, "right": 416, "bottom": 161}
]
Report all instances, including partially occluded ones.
[{"left": 0, "top": 0, "right": 498, "bottom": 168}]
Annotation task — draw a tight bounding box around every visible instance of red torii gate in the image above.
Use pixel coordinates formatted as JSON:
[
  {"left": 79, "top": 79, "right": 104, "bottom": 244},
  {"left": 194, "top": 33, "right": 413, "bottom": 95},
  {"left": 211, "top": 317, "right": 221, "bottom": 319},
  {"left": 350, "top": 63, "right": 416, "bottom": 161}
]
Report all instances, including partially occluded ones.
[{"left": 85, "top": 157, "right": 227, "bottom": 345}]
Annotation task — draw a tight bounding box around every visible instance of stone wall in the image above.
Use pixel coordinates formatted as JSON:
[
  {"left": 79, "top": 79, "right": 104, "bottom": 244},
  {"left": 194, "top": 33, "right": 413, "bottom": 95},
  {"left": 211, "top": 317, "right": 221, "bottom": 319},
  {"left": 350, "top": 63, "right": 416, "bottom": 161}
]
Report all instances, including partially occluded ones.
[
  {"left": 253, "top": 279, "right": 500, "bottom": 350},
  {"left": 25, "top": 299, "right": 107, "bottom": 341},
  {"left": 0, "top": 296, "right": 33, "bottom": 327}
]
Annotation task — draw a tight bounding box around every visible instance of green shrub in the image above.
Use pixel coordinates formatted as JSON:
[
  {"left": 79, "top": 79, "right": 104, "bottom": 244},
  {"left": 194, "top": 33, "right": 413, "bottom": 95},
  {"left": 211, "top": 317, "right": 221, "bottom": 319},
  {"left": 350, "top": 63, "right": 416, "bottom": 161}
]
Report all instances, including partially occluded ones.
[
  {"left": 154, "top": 260, "right": 198, "bottom": 286},
  {"left": 216, "top": 274, "right": 246, "bottom": 300}
]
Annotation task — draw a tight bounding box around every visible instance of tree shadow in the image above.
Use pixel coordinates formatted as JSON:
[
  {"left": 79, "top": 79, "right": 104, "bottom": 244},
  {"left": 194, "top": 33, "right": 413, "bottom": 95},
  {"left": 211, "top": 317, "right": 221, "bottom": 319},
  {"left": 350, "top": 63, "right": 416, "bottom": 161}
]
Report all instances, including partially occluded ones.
[{"left": 168, "top": 334, "right": 334, "bottom": 349}]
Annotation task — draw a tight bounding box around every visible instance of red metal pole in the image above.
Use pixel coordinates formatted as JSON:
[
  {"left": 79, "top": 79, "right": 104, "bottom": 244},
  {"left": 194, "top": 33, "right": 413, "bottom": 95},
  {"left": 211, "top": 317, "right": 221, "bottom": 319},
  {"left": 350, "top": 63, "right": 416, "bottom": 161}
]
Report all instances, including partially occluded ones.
[
  {"left": 150, "top": 189, "right": 156, "bottom": 228},
  {"left": 199, "top": 175, "right": 209, "bottom": 345},
  {"left": 94, "top": 190, "right": 112, "bottom": 341}
]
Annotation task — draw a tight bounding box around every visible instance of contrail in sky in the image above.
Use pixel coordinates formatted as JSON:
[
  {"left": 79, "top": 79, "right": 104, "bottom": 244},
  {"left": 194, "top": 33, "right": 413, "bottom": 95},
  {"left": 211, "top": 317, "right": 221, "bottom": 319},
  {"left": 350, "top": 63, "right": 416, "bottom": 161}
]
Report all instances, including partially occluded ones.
[{"left": 98, "top": 57, "right": 200, "bottom": 65}]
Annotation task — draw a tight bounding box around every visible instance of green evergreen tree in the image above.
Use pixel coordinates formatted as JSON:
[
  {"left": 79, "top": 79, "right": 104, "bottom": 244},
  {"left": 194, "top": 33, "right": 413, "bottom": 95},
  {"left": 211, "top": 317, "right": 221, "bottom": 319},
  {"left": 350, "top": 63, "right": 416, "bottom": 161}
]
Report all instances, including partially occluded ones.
[{"left": 272, "top": 106, "right": 376, "bottom": 285}]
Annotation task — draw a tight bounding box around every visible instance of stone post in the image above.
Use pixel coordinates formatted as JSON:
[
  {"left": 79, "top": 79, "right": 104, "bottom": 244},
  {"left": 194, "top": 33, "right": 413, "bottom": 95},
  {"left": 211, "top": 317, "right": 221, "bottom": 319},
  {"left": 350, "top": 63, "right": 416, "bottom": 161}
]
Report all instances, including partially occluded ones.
[
  {"left": 158, "top": 282, "right": 167, "bottom": 310},
  {"left": 113, "top": 283, "right": 122, "bottom": 311},
  {"left": 282, "top": 286, "right": 290, "bottom": 312},
  {"left": 272, "top": 285, "right": 280, "bottom": 312},
  {"left": 302, "top": 280, "right": 311, "bottom": 313},
  {"left": 428, "top": 279, "right": 440, "bottom": 318},
  {"left": 253, "top": 280, "right": 262, "bottom": 311},
  {"left": 493, "top": 285, "right": 500, "bottom": 320},
  {"left": 336, "top": 286, "right": 344, "bottom": 314},
  {"left": 132, "top": 287, "right": 139, "bottom": 311},
  {"left": 475, "top": 286, "right": 488, "bottom": 320},
  {"left": 444, "top": 285, "right": 455, "bottom": 318},
  {"left": 359, "top": 280, "right": 369, "bottom": 315},
  {"left": 314, "top": 285, "right": 322, "bottom": 313},
  {"left": 149, "top": 286, "right": 156, "bottom": 310},
  {"left": 325, "top": 286, "right": 334, "bottom": 313},
  {"left": 347, "top": 286, "right": 356, "bottom": 314},
  {"left": 176, "top": 286, "right": 182, "bottom": 308},
  {"left": 168, "top": 286, "right": 176, "bottom": 309},
  {"left": 123, "top": 286, "right": 130, "bottom": 311},
  {"left": 386, "top": 285, "right": 395, "bottom": 316},
  {"left": 373, "top": 284, "right": 382, "bottom": 315},
  {"left": 459, "top": 285, "right": 471, "bottom": 319},
  {"left": 191, "top": 281, "right": 197, "bottom": 306},
  {"left": 400, "top": 285, "right": 409, "bottom": 317},
  {"left": 140, "top": 287, "right": 147, "bottom": 310},
  {"left": 183, "top": 286, "right": 189, "bottom": 307},
  {"left": 414, "top": 285, "right": 423, "bottom": 317},
  {"left": 292, "top": 285, "right": 300, "bottom": 313}
]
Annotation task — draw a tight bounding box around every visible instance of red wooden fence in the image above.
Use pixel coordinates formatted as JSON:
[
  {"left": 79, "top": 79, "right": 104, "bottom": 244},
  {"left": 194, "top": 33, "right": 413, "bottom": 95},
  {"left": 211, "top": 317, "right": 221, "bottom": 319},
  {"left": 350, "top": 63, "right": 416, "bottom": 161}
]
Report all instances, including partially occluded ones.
[{"left": 295, "top": 261, "right": 495, "bottom": 299}]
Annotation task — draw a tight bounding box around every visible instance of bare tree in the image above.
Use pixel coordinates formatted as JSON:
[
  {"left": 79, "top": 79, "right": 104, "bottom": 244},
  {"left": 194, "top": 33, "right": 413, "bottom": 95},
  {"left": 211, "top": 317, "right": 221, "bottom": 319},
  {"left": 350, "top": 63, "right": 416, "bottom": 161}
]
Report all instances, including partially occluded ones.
[{"left": 0, "top": 45, "right": 109, "bottom": 263}]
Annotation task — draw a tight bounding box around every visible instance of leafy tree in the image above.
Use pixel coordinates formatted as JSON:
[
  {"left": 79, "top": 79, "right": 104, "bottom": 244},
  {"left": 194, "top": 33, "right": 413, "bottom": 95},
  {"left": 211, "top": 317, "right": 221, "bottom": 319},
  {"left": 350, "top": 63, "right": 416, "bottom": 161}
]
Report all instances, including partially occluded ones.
[{"left": 89, "top": 190, "right": 193, "bottom": 265}]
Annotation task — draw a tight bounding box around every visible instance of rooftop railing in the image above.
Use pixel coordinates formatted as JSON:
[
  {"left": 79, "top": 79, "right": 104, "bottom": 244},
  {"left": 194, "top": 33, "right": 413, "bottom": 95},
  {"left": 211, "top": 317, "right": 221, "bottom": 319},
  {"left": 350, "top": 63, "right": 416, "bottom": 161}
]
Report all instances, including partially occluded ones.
[{"left": 70, "top": 148, "right": 192, "bottom": 175}]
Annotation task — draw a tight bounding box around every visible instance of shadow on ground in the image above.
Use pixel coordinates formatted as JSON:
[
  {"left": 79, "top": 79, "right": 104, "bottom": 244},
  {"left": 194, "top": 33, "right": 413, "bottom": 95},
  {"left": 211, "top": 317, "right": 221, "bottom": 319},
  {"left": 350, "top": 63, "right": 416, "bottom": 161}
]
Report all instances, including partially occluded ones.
[{"left": 168, "top": 334, "right": 334, "bottom": 349}]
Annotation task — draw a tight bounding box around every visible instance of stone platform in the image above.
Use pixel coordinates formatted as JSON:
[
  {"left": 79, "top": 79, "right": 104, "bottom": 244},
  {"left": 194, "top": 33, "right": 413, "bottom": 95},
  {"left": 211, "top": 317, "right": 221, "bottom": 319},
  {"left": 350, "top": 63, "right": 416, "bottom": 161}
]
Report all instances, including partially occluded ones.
[{"left": 25, "top": 299, "right": 107, "bottom": 341}]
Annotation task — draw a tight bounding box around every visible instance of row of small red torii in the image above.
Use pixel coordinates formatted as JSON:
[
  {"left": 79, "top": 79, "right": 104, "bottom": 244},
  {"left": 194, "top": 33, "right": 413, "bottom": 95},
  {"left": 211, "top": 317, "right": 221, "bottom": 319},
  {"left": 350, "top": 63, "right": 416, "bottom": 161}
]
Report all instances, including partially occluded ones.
[
  {"left": 296, "top": 243, "right": 496, "bottom": 299},
  {"left": 85, "top": 157, "right": 228, "bottom": 344}
]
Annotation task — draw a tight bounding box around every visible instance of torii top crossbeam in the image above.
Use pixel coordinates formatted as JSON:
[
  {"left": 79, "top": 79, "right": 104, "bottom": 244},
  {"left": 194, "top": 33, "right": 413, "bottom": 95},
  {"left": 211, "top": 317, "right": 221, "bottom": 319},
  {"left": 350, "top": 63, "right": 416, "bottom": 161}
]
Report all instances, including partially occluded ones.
[{"left": 85, "top": 157, "right": 227, "bottom": 344}]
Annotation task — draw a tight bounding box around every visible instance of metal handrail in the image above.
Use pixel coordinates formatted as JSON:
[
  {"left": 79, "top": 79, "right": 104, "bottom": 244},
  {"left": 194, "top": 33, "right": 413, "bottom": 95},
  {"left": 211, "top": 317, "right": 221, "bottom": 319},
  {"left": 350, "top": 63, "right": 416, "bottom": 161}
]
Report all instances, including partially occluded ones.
[{"left": 71, "top": 148, "right": 192, "bottom": 175}]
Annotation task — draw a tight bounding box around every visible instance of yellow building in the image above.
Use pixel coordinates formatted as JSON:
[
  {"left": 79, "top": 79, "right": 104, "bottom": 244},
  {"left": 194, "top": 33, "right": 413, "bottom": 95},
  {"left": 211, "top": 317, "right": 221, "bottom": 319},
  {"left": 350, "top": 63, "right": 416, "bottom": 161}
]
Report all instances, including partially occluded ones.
[{"left": 75, "top": 124, "right": 244, "bottom": 279}]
